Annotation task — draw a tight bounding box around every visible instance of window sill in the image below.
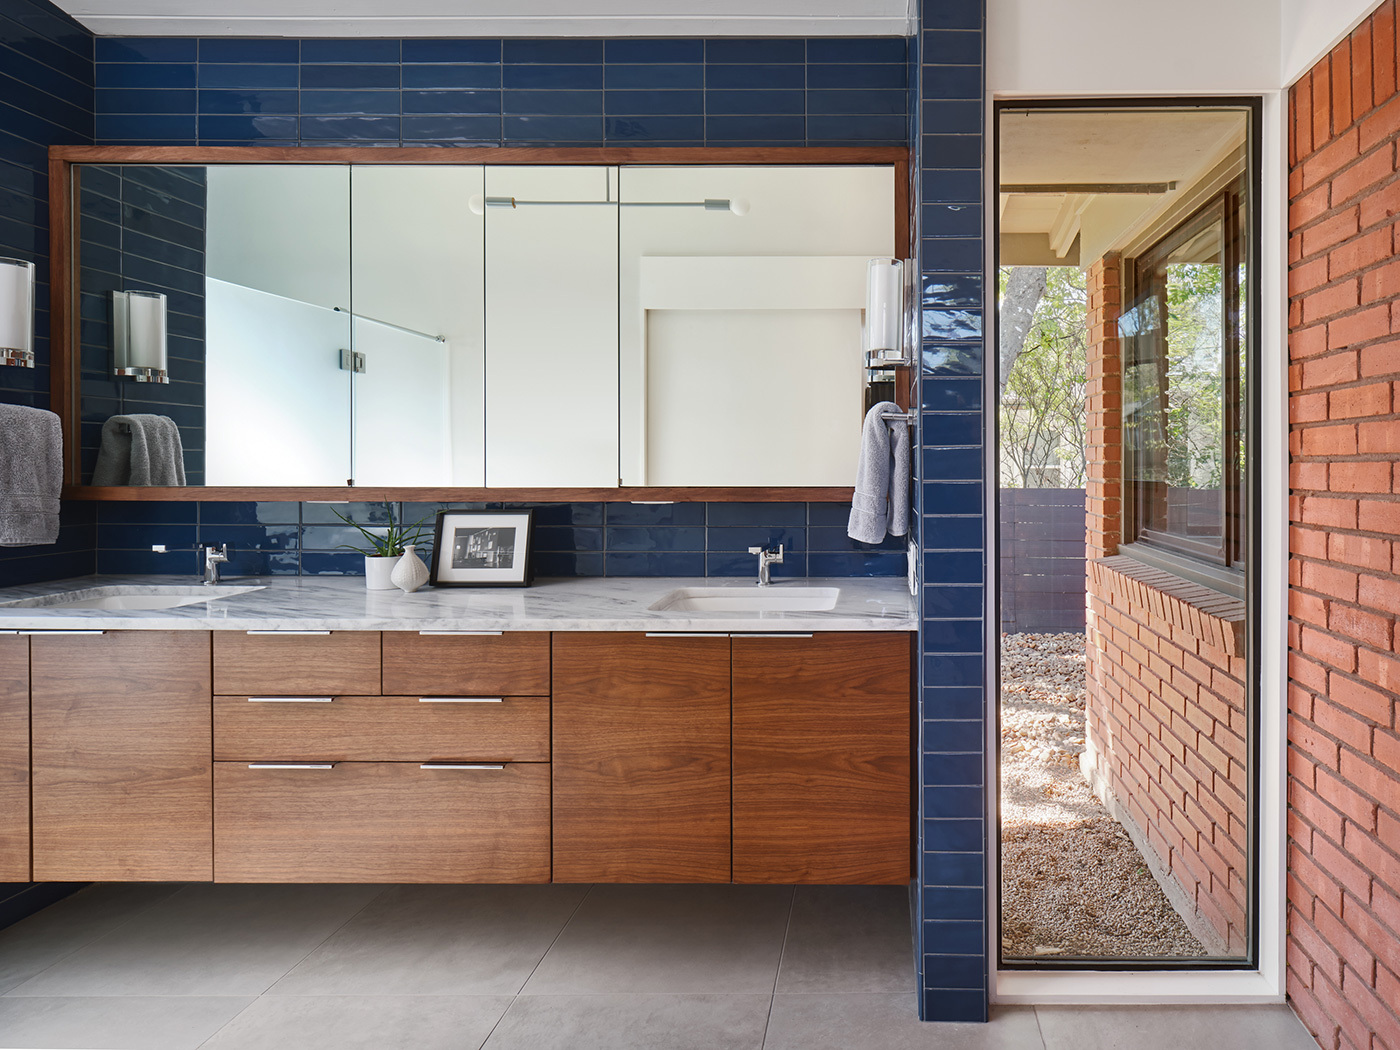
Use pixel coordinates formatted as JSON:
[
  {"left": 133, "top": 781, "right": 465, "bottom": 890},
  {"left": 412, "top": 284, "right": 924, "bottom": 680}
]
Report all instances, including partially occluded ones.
[{"left": 1091, "top": 552, "right": 1246, "bottom": 658}]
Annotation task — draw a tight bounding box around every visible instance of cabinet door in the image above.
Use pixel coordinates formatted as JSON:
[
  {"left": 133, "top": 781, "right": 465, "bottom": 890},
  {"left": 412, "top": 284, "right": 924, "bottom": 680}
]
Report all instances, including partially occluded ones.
[
  {"left": 0, "top": 635, "right": 28, "bottom": 881},
  {"left": 732, "top": 632, "right": 912, "bottom": 884},
  {"left": 31, "top": 632, "right": 212, "bottom": 881},
  {"left": 485, "top": 167, "right": 619, "bottom": 487},
  {"left": 553, "top": 633, "right": 730, "bottom": 882},
  {"left": 213, "top": 631, "right": 380, "bottom": 696},
  {"left": 382, "top": 631, "right": 549, "bottom": 696}
]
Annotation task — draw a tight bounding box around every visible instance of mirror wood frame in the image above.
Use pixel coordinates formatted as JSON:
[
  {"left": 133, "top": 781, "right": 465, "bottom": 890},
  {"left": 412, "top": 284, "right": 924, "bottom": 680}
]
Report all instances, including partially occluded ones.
[{"left": 49, "top": 144, "right": 911, "bottom": 502}]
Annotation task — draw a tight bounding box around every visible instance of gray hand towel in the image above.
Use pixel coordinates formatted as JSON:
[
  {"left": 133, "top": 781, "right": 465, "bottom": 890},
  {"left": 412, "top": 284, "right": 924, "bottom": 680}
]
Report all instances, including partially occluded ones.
[
  {"left": 0, "top": 403, "right": 63, "bottom": 546},
  {"left": 92, "top": 414, "right": 187, "bottom": 486},
  {"left": 848, "top": 401, "right": 910, "bottom": 544}
]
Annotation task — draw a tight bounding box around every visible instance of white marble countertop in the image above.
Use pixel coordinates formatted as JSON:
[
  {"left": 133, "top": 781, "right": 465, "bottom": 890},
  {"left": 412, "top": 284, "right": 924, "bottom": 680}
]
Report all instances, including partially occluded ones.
[{"left": 0, "top": 574, "right": 916, "bottom": 632}]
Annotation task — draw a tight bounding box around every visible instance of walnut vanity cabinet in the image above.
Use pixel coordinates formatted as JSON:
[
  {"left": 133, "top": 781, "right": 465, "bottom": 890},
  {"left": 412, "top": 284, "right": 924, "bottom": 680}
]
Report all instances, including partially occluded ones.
[
  {"left": 212, "top": 629, "right": 552, "bottom": 883},
  {"left": 0, "top": 634, "right": 29, "bottom": 881},
  {"left": 30, "top": 632, "right": 213, "bottom": 881}
]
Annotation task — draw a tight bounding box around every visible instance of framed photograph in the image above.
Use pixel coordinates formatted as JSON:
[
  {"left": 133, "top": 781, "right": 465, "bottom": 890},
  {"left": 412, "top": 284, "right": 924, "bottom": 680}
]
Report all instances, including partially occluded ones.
[{"left": 429, "top": 510, "right": 534, "bottom": 587}]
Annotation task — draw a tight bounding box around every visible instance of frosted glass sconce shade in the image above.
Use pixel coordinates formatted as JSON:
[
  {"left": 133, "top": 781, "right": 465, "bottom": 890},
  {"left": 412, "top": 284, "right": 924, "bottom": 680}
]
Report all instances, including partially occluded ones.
[
  {"left": 0, "top": 257, "right": 35, "bottom": 369},
  {"left": 864, "top": 258, "right": 904, "bottom": 362},
  {"left": 112, "top": 290, "right": 169, "bottom": 384}
]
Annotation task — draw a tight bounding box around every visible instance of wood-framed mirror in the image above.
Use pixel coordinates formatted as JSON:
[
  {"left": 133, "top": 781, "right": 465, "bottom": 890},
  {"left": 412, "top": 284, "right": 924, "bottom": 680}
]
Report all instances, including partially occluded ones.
[{"left": 49, "top": 145, "right": 911, "bottom": 502}]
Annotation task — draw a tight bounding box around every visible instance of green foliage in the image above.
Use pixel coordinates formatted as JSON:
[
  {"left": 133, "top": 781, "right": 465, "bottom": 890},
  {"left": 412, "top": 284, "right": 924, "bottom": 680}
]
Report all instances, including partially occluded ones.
[{"left": 333, "top": 502, "right": 430, "bottom": 558}]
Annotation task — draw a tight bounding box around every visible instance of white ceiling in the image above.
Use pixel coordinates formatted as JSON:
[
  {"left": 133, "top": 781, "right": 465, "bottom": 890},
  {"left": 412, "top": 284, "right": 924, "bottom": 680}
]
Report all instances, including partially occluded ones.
[{"left": 53, "top": 0, "right": 914, "bottom": 38}]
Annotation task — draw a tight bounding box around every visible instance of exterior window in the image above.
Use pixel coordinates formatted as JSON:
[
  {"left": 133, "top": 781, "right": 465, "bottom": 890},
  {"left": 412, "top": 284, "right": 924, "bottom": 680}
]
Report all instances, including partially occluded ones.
[{"left": 1122, "top": 184, "right": 1247, "bottom": 580}]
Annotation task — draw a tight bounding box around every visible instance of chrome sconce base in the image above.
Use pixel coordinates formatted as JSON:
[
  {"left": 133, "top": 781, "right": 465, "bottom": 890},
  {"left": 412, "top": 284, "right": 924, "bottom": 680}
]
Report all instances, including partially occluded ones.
[
  {"left": 1, "top": 348, "right": 34, "bottom": 369},
  {"left": 113, "top": 365, "right": 169, "bottom": 384}
]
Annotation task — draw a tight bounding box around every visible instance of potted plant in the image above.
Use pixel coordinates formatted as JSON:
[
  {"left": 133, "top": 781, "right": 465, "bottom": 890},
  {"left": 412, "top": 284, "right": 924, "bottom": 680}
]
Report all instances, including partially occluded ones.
[{"left": 333, "top": 503, "right": 429, "bottom": 590}]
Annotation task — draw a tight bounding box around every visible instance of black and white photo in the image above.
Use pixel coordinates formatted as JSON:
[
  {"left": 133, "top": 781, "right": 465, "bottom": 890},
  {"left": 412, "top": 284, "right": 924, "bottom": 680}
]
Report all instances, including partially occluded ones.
[{"left": 429, "top": 511, "right": 533, "bottom": 586}]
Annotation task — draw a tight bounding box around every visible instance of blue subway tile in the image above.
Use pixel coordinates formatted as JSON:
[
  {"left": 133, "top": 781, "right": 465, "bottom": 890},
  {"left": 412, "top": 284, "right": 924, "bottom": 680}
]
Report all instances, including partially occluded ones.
[
  {"left": 922, "top": 989, "right": 987, "bottom": 1023},
  {"left": 299, "top": 551, "right": 364, "bottom": 576},
  {"left": 922, "top": 135, "right": 981, "bottom": 173},
  {"left": 707, "top": 526, "right": 804, "bottom": 553},
  {"left": 94, "top": 113, "right": 197, "bottom": 140},
  {"left": 403, "top": 90, "right": 500, "bottom": 115},
  {"left": 506, "top": 502, "right": 604, "bottom": 526},
  {"left": 195, "top": 523, "right": 299, "bottom": 551},
  {"left": 605, "top": 526, "right": 705, "bottom": 553},
  {"left": 605, "top": 89, "right": 703, "bottom": 115},
  {"left": 96, "top": 87, "right": 196, "bottom": 113},
  {"left": 921, "top": 517, "right": 983, "bottom": 551},
  {"left": 301, "top": 64, "right": 399, "bottom": 89},
  {"left": 922, "top": 687, "right": 984, "bottom": 721},
  {"left": 603, "top": 64, "right": 703, "bottom": 90},
  {"left": 921, "top": 29, "right": 982, "bottom": 64},
  {"left": 807, "top": 115, "right": 908, "bottom": 142},
  {"left": 401, "top": 114, "right": 501, "bottom": 141},
  {"left": 921, "top": 168, "right": 982, "bottom": 205},
  {"left": 94, "top": 500, "right": 196, "bottom": 526},
  {"left": 707, "top": 550, "right": 805, "bottom": 579},
  {"left": 504, "top": 89, "right": 602, "bottom": 116},
  {"left": 705, "top": 38, "right": 805, "bottom": 64},
  {"left": 808, "top": 552, "right": 905, "bottom": 577},
  {"left": 502, "top": 64, "right": 603, "bottom": 91},
  {"left": 921, "top": 654, "right": 983, "bottom": 687},
  {"left": 605, "top": 39, "right": 705, "bottom": 63},
  {"left": 705, "top": 89, "right": 804, "bottom": 115},
  {"left": 922, "top": 816, "right": 983, "bottom": 851},
  {"left": 921, "top": 413, "right": 981, "bottom": 446},
  {"left": 504, "top": 39, "right": 603, "bottom": 64},
  {"left": 921, "top": 65, "right": 981, "bottom": 101},
  {"left": 922, "top": 274, "right": 984, "bottom": 309},
  {"left": 921, "top": 342, "right": 983, "bottom": 377},
  {"left": 704, "top": 115, "right": 804, "bottom": 142},
  {"left": 535, "top": 551, "right": 605, "bottom": 577},
  {"left": 99, "top": 523, "right": 197, "bottom": 550},
  {"left": 807, "top": 88, "right": 907, "bottom": 115},
  {"left": 922, "top": 484, "right": 982, "bottom": 518},
  {"left": 97, "top": 547, "right": 196, "bottom": 575},
  {"left": 923, "top": 719, "right": 984, "bottom": 754},
  {"left": 922, "top": 0, "right": 983, "bottom": 31},
  {"left": 807, "top": 503, "right": 854, "bottom": 527},
  {"left": 301, "top": 39, "right": 400, "bottom": 64},
  {"left": 96, "top": 62, "right": 196, "bottom": 88},
  {"left": 606, "top": 116, "right": 705, "bottom": 142},
  {"left": 923, "top": 750, "right": 984, "bottom": 786},
  {"left": 503, "top": 114, "right": 602, "bottom": 143},
  {"left": 921, "top": 446, "right": 982, "bottom": 481},
  {"left": 922, "top": 203, "right": 982, "bottom": 239},
  {"left": 808, "top": 63, "right": 907, "bottom": 89},
  {"left": 921, "top": 784, "right": 982, "bottom": 819},
  {"left": 808, "top": 525, "right": 904, "bottom": 553},
  {"left": 807, "top": 37, "right": 906, "bottom": 63},
  {"left": 925, "top": 920, "right": 985, "bottom": 956},
  {"left": 923, "top": 852, "right": 984, "bottom": 888},
  {"left": 199, "top": 502, "right": 299, "bottom": 526},
  {"left": 604, "top": 503, "right": 706, "bottom": 527},
  {"left": 534, "top": 526, "right": 603, "bottom": 551},
  {"left": 96, "top": 37, "right": 197, "bottom": 63},
  {"left": 402, "top": 64, "right": 501, "bottom": 89},
  {"left": 706, "top": 502, "right": 806, "bottom": 527},
  {"left": 198, "top": 64, "right": 299, "bottom": 89},
  {"left": 923, "top": 618, "right": 984, "bottom": 654},
  {"left": 704, "top": 63, "right": 804, "bottom": 89},
  {"left": 922, "top": 552, "right": 983, "bottom": 586},
  {"left": 921, "top": 99, "right": 981, "bottom": 134},
  {"left": 198, "top": 88, "right": 298, "bottom": 115},
  {"left": 198, "top": 114, "right": 300, "bottom": 140},
  {"left": 923, "top": 951, "right": 985, "bottom": 986},
  {"left": 198, "top": 38, "right": 300, "bottom": 64},
  {"left": 299, "top": 115, "right": 400, "bottom": 140},
  {"left": 403, "top": 40, "right": 502, "bottom": 63},
  {"left": 301, "top": 90, "right": 401, "bottom": 115},
  {"left": 604, "top": 551, "right": 706, "bottom": 576},
  {"left": 922, "top": 379, "right": 982, "bottom": 413}
]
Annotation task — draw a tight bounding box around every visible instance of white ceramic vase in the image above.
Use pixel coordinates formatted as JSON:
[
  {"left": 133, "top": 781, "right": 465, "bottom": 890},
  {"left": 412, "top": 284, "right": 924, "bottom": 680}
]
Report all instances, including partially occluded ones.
[
  {"left": 391, "top": 544, "right": 431, "bottom": 594},
  {"left": 364, "top": 554, "right": 397, "bottom": 590}
]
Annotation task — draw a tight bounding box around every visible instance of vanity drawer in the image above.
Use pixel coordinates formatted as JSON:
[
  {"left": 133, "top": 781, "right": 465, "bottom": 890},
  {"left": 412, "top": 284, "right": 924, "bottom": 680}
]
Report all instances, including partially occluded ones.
[
  {"left": 213, "top": 761, "right": 550, "bottom": 883},
  {"left": 213, "top": 695, "right": 549, "bottom": 762},
  {"left": 213, "top": 631, "right": 380, "bottom": 696},
  {"left": 382, "top": 631, "right": 549, "bottom": 696}
]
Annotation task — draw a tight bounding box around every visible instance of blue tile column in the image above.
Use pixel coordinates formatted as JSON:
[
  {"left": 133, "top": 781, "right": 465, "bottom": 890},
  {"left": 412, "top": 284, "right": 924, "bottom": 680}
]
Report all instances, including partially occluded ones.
[{"left": 915, "top": 0, "right": 988, "bottom": 1023}]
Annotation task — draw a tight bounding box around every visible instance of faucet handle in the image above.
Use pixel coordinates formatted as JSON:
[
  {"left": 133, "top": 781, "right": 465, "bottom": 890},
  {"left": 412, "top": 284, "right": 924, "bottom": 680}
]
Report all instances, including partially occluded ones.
[{"left": 747, "top": 546, "right": 764, "bottom": 556}]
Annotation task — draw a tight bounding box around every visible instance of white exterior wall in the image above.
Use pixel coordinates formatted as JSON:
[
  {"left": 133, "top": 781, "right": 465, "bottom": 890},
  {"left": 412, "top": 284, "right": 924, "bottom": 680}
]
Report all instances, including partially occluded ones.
[{"left": 1281, "top": 0, "right": 1383, "bottom": 85}]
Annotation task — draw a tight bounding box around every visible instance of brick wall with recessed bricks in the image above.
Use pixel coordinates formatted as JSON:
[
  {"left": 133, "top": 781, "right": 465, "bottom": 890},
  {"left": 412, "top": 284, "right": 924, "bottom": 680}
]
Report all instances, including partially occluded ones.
[{"left": 1287, "top": 5, "right": 1400, "bottom": 1050}]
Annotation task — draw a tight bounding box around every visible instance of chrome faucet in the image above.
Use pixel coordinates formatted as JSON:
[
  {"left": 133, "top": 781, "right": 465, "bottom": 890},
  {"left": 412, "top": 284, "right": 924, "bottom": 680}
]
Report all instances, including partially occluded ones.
[
  {"left": 747, "top": 544, "right": 784, "bottom": 586},
  {"left": 199, "top": 544, "right": 229, "bottom": 585}
]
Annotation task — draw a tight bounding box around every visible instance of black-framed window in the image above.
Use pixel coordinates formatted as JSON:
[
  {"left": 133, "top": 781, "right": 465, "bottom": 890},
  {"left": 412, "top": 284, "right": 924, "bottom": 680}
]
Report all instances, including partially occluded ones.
[{"left": 1121, "top": 181, "right": 1248, "bottom": 584}]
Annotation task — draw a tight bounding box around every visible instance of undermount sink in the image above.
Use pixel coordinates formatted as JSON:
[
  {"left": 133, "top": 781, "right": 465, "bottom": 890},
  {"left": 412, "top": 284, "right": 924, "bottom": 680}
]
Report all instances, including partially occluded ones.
[
  {"left": 649, "top": 586, "right": 840, "bottom": 613},
  {"left": 0, "top": 585, "right": 265, "bottom": 611}
]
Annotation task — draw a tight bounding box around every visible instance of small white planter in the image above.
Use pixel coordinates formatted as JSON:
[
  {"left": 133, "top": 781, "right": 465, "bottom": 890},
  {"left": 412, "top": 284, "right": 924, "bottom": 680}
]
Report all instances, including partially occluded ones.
[{"left": 364, "top": 555, "right": 398, "bottom": 590}]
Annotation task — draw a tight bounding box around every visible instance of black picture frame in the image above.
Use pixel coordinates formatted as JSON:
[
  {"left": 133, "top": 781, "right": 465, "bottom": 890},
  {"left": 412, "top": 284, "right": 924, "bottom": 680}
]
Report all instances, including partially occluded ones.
[{"left": 428, "top": 510, "right": 534, "bottom": 587}]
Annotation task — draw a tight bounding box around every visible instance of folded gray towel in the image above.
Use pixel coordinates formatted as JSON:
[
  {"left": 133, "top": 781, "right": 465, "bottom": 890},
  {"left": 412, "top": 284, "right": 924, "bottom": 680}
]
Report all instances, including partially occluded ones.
[
  {"left": 92, "top": 414, "right": 187, "bottom": 486},
  {"left": 0, "top": 403, "right": 62, "bottom": 546},
  {"left": 848, "top": 401, "right": 910, "bottom": 544}
]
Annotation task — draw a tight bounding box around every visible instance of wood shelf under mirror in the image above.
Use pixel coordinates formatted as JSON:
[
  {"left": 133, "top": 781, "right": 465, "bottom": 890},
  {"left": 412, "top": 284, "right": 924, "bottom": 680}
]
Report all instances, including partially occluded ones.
[{"left": 62, "top": 485, "right": 859, "bottom": 503}]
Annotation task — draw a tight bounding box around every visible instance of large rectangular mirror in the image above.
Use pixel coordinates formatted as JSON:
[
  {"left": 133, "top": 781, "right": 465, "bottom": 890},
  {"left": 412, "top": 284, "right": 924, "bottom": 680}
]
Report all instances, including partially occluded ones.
[{"left": 61, "top": 150, "right": 905, "bottom": 495}]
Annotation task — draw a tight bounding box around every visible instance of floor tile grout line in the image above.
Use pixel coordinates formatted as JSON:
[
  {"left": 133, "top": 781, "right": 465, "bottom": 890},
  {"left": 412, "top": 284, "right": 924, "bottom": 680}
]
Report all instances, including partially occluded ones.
[
  {"left": 758, "top": 886, "right": 797, "bottom": 1050},
  {"left": 1031, "top": 1003, "right": 1051, "bottom": 1050}
]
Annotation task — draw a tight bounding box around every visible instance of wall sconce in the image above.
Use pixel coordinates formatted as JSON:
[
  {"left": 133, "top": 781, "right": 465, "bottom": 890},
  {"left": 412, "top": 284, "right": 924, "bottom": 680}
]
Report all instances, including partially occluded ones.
[
  {"left": 112, "top": 290, "right": 169, "bottom": 384},
  {"left": 0, "top": 257, "right": 35, "bottom": 369},
  {"left": 864, "top": 258, "right": 906, "bottom": 365}
]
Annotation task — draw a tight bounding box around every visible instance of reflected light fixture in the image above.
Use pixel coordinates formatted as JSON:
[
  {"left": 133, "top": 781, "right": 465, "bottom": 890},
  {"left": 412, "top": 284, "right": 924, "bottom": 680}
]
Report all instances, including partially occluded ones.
[
  {"left": 112, "top": 289, "right": 170, "bottom": 384},
  {"left": 864, "top": 258, "right": 905, "bottom": 364},
  {"left": 0, "top": 257, "right": 35, "bottom": 369}
]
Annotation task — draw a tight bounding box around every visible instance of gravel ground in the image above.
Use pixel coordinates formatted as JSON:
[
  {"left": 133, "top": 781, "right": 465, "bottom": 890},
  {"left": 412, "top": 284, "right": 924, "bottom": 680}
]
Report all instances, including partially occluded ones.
[{"left": 999, "top": 631, "right": 1207, "bottom": 959}]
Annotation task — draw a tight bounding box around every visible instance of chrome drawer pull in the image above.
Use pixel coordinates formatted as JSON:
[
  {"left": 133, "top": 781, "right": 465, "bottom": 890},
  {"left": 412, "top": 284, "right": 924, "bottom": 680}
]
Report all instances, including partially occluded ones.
[
  {"left": 19, "top": 629, "right": 105, "bottom": 636},
  {"left": 735, "top": 633, "right": 814, "bottom": 638},
  {"left": 644, "top": 632, "right": 729, "bottom": 638},
  {"left": 420, "top": 763, "right": 506, "bottom": 770},
  {"left": 418, "top": 697, "right": 503, "bottom": 703},
  {"left": 417, "top": 630, "right": 504, "bottom": 636},
  {"left": 247, "top": 763, "right": 335, "bottom": 770},
  {"left": 245, "top": 630, "right": 332, "bottom": 636},
  {"left": 248, "top": 697, "right": 334, "bottom": 703}
]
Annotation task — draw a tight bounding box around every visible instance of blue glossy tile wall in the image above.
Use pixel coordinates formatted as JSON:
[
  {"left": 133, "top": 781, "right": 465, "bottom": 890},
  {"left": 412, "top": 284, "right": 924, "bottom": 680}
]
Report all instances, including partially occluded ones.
[
  {"left": 90, "top": 500, "right": 905, "bottom": 579},
  {"left": 0, "top": 0, "right": 94, "bottom": 587},
  {"left": 915, "top": 0, "right": 988, "bottom": 1023},
  {"left": 76, "top": 164, "right": 206, "bottom": 484},
  {"left": 92, "top": 36, "right": 908, "bottom": 147}
]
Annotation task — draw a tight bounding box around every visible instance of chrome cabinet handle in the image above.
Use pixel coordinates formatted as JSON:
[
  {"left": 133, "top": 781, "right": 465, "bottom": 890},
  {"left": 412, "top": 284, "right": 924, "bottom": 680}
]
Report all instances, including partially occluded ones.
[
  {"left": 417, "top": 630, "right": 504, "bottom": 636},
  {"left": 245, "top": 630, "right": 332, "bottom": 636},
  {"left": 734, "top": 633, "right": 814, "bottom": 638},
  {"left": 247, "top": 697, "right": 334, "bottom": 703},
  {"left": 418, "top": 697, "right": 503, "bottom": 703},
  {"left": 18, "top": 629, "right": 105, "bottom": 636},
  {"left": 419, "top": 763, "right": 505, "bottom": 770},
  {"left": 247, "top": 763, "right": 335, "bottom": 770},
  {"left": 644, "top": 632, "right": 729, "bottom": 638}
]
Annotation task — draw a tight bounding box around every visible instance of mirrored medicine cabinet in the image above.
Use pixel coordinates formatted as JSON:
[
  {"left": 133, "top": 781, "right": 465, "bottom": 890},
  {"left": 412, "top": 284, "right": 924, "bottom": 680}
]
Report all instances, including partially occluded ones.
[{"left": 50, "top": 147, "right": 908, "bottom": 499}]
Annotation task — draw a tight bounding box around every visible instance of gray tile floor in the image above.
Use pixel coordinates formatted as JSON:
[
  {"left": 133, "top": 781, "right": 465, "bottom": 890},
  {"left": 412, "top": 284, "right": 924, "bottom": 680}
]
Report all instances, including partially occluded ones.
[{"left": 0, "top": 883, "right": 1319, "bottom": 1050}]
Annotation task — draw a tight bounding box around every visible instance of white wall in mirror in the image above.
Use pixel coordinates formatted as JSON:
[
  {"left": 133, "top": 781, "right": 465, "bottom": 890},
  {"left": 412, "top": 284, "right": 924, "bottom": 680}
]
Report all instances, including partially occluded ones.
[{"left": 617, "top": 165, "right": 896, "bottom": 487}]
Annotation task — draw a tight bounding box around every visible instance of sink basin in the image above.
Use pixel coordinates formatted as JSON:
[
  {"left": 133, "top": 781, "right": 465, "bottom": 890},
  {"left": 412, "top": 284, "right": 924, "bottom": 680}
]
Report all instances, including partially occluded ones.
[
  {"left": 0, "top": 585, "right": 264, "bottom": 611},
  {"left": 649, "top": 586, "right": 839, "bottom": 613}
]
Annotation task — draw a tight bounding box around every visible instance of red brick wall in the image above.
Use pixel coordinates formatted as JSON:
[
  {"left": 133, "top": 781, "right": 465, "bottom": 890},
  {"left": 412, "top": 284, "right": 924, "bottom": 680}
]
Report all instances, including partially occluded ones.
[
  {"left": 1082, "top": 257, "right": 1251, "bottom": 956},
  {"left": 1288, "top": 6, "right": 1400, "bottom": 1050}
]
